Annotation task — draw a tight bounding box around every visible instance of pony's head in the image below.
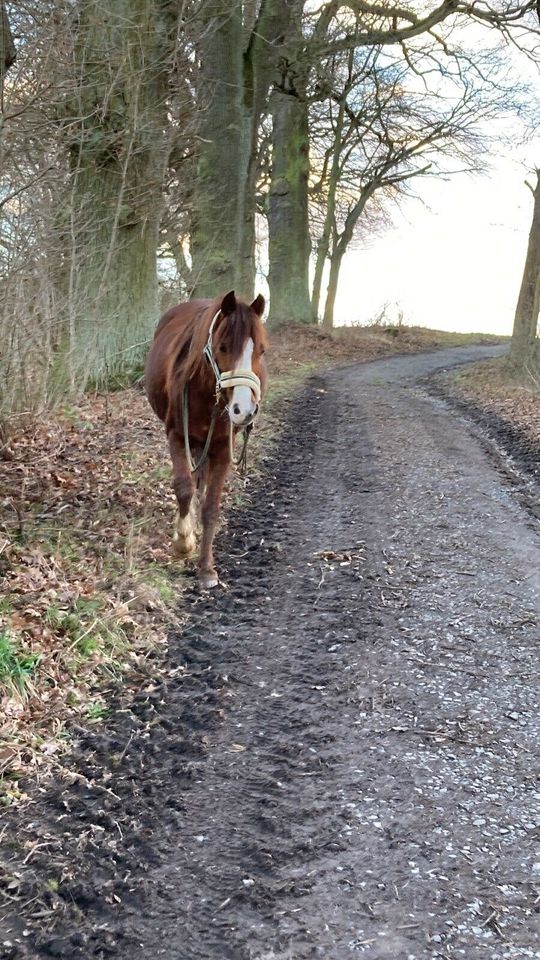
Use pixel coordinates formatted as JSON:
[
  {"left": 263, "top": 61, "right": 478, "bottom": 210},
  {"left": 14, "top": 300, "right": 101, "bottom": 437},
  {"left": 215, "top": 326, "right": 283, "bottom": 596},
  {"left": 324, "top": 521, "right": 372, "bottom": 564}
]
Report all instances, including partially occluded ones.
[{"left": 212, "top": 290, "right": 267, "bottom": 428}]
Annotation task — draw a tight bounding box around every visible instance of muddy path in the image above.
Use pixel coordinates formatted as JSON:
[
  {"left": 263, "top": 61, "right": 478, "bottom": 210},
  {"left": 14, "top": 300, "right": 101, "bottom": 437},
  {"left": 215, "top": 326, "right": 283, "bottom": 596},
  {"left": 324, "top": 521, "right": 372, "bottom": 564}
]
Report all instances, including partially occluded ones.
[{"left": 2, "top": 345, "right": 540, "bottom": 960}]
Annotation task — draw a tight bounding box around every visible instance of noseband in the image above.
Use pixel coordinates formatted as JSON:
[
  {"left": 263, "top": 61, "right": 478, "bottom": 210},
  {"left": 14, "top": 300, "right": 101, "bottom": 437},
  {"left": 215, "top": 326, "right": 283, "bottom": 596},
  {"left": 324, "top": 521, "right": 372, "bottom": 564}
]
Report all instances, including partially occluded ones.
[{"left": 182, "top": 309, "right": 261, "bottom": 473}]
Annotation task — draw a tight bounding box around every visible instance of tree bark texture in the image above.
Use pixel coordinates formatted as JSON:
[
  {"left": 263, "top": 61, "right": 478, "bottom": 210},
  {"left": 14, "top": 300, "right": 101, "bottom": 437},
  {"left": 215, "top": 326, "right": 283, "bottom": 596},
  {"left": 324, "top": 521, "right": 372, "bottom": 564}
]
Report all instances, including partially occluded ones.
[
  {"left": 237, "top": 0, "right": 293, "bottom": 297},
  {"left": 65, "top": 0, "right": 173, "bottom": 383},
  {"left": 0, "top": 2, "right": 15, "bottom": 75},
  {"left": 321, "top": 182, "right": 377, "bottom": 330},
  {"left": 190, "top": 0, "right": 245, "bottom": 298},
  {"left": 311, "top": 46, "right": 354, "bottom": 323},
  {"left": 192, "top": 0, "right": 290, "bottom": 299},
  {"left": 0, "top": 1, "right": 16, "bottom": 106},
  {"left": 268, "top": 85, "right": 313, "bottom": 328},
  {"left": 510, "top": 171, "right": 540, "bottom": 369},
  {"left": 311, "top": 116, "right": 345, "bottom": 322},
  {"left": 322, "top": 249, "right": 343, "bottom": 331}
]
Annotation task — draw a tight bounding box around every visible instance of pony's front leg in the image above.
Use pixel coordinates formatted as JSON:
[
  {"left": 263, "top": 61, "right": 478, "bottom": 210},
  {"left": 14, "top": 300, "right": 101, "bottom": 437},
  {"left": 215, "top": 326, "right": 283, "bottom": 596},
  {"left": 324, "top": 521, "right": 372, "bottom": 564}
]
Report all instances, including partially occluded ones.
[
  {"left": 198, "top": 446, "right": 230, "bottom": 588},
  {"left": 168, "top": 430, "right": 196, "bottom": 558}
]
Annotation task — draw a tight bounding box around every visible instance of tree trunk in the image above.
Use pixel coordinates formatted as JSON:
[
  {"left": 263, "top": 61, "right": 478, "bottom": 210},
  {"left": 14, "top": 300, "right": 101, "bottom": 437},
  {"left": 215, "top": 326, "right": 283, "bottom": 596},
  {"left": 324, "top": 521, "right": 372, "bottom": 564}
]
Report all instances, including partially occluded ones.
[
  {"left": 63, "top": 0, "right": 173, "bottom": 385},
  {"left": 312, "top": 226, "right": 332, "bottom": 325},
  {"left": 0, "top": 1, "right": 16, "bottom": 109},
  {"left": 312, "top": 179, "right": 338, "bottom": 324},
  {"left": 237, "top": 0, "right": 293, "bottom": 298},
  {"left": 322, "top": 248, "right": 343, "bottom": 331},
  {"left": 190, "top": 0, "right": 244, "bottom": 298},
  {"left": 510, "top": 171, "right": 540, "bottom": 370},
  {"left": 268, "top": 85, "right": 313, "bottom": 327},
  {"left": 191, "top": 0, "right": 292, "bottom": 299},
  {"left": 0, "top": 2, "right": 16, "bottom": 77},
  {"left": 236, "top": 107, "right": 258, "bottom": 299},
  {"left": 321, "top": 183, "right": 377, "bottom": 330},
  {"left": 311, "top": 125, "right": 344, "bottom": 321},
  {"left": 311, "top": 49, "right": 352, "bottom": 322}
]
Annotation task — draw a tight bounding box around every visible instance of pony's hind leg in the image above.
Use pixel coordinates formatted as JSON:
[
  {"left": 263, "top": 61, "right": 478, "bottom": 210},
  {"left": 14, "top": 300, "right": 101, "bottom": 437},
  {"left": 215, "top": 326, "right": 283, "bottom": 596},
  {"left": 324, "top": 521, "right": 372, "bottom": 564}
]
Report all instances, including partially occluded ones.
[
  {"left": 198, "top": 447, "right": 230, "bottom": 588},
  {"left": 168, "top": 431, "right": 196, "bottom": 558}
]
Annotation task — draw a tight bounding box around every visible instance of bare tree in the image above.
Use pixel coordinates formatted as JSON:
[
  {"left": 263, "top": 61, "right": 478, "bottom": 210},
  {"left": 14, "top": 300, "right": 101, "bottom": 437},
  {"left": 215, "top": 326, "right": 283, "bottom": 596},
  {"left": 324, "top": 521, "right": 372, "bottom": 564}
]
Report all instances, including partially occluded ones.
[
  {"left": 61, "top": 0, "right": 181, "bottom": 382},
  {"left": 310, "top": 39, "right": 522, "bottom": 328},
  {"left": 510, "top": 170, "right": 540, "bottom": 372},
  {"left": 0, "top": 1, "right": 191, "bottom": 414},
  {"left": 265, "top": 0, "right": 539, "bottom": 328},
  {"left": 1, "top": 0, "right": 538, "bottom": 420},
  {"left": 0, "top": 2, "right": 72, "bottom": 414}
]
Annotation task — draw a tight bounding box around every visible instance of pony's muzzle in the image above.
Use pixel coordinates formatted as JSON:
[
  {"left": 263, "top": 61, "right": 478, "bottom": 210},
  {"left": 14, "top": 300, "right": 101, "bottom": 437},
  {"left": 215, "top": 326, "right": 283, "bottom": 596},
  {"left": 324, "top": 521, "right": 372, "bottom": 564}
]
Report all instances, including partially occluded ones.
[
  {"left": 230, "top": 403, "right": 257, "bottom": 427},
  {"left": 223, "top": 368, "right": 261, "bottom": 427},
  {"left": 232, "top": 401, "right": 258, "bottom": 418}
]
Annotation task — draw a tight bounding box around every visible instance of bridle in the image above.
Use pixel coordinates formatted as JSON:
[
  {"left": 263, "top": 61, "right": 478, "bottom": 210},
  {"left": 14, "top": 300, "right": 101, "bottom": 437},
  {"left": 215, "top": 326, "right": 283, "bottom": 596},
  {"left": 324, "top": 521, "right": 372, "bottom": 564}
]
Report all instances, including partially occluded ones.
[
  {"left": 203, "top": 309, "right": 262, "bottom": 403},
  {"left": 182, "top": 309, "right": 262, "bottom": 473}
]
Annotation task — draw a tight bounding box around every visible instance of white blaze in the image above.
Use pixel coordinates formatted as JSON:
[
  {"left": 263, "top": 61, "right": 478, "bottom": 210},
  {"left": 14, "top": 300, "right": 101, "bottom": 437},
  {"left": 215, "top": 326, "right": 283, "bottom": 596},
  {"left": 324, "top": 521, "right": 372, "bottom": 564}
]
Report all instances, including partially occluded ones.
[{"left": 230, "top": 338, "right": 257, "bottom": 426}]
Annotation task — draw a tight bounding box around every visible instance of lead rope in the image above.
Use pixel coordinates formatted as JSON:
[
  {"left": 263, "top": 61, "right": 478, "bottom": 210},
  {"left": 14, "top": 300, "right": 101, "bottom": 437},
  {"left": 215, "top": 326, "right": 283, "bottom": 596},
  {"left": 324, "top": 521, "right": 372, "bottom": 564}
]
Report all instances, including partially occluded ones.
[
  {"left": 182, "top": 383, "right": 220, "bottom": 473},
  {"left": 183, "top": 308, "right": 260, "bottom": 475},
  {"left": 229, "top": 421, "right": 253, "bottom": 476}
]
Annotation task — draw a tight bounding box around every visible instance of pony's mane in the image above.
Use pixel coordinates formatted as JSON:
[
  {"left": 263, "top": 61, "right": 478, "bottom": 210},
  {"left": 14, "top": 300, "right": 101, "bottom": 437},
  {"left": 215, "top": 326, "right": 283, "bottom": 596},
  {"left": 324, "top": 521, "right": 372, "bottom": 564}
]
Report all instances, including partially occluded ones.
[{"left": 166, "top": 298, "right": 267, "bottom": 393}]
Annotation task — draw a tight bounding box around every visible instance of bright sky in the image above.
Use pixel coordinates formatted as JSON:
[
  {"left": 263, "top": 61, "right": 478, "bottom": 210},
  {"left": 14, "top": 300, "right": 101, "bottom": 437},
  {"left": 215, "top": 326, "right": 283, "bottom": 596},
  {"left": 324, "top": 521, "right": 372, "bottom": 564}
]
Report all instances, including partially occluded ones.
[
  {"left": 330, "top": 18, "right": 540, "bottom": 337},
  {"left": 334, "top": 150, "right": 540, "bottom": 335}
]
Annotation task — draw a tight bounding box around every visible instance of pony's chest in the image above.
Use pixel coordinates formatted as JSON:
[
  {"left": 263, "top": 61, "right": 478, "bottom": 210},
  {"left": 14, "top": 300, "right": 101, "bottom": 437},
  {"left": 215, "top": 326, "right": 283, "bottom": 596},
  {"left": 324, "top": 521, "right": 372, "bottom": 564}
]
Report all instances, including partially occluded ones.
[{"left": 183, "top": 392, "right": 226, "bottom": 441}]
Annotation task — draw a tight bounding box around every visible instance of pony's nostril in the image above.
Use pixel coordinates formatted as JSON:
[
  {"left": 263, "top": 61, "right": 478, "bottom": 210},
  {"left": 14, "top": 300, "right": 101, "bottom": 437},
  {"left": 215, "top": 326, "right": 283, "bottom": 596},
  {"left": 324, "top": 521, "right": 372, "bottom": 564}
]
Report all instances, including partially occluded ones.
[{"left": 233, "top": 403, "right": 241, "bottom": 416}]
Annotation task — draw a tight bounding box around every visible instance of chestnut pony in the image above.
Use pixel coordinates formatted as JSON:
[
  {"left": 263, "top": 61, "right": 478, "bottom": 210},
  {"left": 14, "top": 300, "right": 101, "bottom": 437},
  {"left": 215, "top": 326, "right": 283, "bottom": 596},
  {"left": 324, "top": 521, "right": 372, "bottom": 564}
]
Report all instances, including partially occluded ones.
[{"left": 145, "top": 290, "right": 268, "bottom": 588}]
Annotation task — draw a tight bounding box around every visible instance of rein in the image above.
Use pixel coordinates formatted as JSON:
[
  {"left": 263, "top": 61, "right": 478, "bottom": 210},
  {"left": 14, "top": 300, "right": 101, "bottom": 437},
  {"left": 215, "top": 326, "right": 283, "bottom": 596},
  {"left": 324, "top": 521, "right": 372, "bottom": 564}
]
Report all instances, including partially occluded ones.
[{"left": 182, "top": 309, "right": 261, "bottom": 474}]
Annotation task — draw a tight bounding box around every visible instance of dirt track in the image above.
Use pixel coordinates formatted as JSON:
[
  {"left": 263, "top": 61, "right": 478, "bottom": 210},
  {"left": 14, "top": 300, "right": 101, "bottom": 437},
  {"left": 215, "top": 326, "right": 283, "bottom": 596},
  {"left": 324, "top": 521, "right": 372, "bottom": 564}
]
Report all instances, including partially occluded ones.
[{"left": 3, "top": 345, "right": 540, "bottom": 960}]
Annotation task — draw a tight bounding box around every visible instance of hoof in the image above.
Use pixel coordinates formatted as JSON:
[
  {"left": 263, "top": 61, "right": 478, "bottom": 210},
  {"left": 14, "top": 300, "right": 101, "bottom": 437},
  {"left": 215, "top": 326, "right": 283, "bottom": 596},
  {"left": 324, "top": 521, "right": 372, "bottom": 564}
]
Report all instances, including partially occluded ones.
[
  {"left": 171, "top": 533, "right": 197, "bottom": 558},
  {"left": 198, "top": 569, "right": 219, "bottom": 589}
]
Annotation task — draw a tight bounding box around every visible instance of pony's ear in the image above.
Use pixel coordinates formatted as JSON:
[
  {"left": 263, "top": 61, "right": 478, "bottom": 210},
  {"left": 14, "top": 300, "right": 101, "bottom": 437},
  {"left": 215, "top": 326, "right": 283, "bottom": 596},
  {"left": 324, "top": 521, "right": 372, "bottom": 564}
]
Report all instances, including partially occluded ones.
[
  {"left": 220, "top": 290, "right": 237, "bottom": 315},
  {"left": 250, "top": 294, "right": 265, "bottom": 317}
]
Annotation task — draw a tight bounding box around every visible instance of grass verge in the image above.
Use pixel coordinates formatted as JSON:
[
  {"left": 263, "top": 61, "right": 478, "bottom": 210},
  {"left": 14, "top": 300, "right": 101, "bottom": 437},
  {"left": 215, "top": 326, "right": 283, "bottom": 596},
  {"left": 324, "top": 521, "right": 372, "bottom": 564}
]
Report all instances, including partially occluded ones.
[{"left": 444, "top": 356, "right": 539, "bottom": 450}]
